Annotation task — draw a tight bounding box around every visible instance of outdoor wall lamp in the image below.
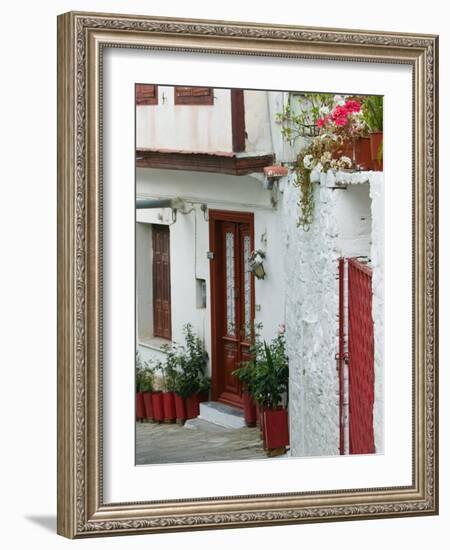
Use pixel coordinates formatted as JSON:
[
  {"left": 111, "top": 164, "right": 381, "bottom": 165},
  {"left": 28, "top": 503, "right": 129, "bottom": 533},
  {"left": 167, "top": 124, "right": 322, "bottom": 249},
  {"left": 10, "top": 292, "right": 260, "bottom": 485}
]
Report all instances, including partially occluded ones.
[{"left": 249, "top": 249, "right": 266, "bottom": 279}]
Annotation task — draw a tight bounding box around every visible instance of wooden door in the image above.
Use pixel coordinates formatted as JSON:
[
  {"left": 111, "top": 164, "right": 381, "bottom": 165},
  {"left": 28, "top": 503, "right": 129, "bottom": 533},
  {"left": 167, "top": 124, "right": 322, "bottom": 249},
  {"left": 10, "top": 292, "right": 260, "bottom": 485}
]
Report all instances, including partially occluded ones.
[
  {"left": 210, "top": 211, "right": 255, "bottom": 408},
  {"left": 152, "top": 224, "right": 171, "bottom": 340}
]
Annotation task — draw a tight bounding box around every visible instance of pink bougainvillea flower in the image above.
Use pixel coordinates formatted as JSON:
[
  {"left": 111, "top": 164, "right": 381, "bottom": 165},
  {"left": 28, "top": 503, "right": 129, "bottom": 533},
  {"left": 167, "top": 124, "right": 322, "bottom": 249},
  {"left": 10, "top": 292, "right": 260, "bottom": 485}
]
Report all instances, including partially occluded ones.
[
  {"left": 317, "top": 115, "right": 330, "bottom": 128},
  {"left": 344, "top": 99, "right": 361, "bottom": 113},
  {"left": 331, "top": 105, "right": 349, "bottom": 122},
  {"left": 334, "top": 116, "right": 347, "bottom": 127}
]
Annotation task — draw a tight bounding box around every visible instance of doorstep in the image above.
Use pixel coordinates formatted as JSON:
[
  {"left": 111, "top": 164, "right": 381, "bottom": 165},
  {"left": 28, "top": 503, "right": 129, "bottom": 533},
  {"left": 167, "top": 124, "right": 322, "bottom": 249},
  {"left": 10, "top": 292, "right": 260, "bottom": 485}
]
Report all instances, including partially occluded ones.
[{"left": 197, "top": 401, "right": 246, "bottom": 429}]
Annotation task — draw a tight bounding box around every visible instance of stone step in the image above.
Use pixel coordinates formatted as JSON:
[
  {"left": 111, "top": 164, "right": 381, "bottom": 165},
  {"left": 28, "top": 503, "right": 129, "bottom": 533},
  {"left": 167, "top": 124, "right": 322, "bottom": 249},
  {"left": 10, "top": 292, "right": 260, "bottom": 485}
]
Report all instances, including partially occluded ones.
[
  {"left": 183, "top": 418, "right": 229, "bottom": 433},
  {"left": 198, "top": 401, "right": 246, "bottom": 429}
]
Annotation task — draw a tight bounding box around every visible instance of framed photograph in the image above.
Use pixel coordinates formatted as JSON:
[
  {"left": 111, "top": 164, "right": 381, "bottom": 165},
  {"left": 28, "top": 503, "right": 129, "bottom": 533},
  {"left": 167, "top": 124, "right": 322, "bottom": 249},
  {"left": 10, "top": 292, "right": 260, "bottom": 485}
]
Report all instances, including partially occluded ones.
[{"left": 57, "top": 11, "right": 438, "bottom": 538}]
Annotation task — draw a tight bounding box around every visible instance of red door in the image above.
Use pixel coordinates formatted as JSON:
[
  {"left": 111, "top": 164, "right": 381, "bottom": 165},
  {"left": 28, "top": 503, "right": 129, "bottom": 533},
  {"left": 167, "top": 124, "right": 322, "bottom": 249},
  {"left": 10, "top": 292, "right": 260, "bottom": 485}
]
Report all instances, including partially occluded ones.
[
  {"left": 347, "top": 258, "right": 375, "bottom": 454},
  {"left": 210, "top": 211, "right": 255, "bottom": 408}
]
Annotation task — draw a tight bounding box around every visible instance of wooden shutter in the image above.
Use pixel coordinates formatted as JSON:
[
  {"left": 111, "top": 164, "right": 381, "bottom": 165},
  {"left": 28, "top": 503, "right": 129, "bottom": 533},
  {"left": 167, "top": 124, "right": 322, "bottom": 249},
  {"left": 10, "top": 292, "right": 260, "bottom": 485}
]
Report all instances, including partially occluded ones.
[
  {"left": 152, "top": 225, "right": 171, "bottom": 339},
  {"left": 174, "top": 86, "right": 214, "bottom": 105},
  {"left": 136, "top": 84, "right": 158, "bottom": 105}
]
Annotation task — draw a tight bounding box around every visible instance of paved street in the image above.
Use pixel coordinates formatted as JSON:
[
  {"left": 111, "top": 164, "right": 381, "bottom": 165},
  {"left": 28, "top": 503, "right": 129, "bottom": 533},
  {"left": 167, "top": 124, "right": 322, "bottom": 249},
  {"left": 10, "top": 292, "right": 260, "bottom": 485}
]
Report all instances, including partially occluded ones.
[{"left": 136, "top": 419, "right": 268, "bottom": 464}]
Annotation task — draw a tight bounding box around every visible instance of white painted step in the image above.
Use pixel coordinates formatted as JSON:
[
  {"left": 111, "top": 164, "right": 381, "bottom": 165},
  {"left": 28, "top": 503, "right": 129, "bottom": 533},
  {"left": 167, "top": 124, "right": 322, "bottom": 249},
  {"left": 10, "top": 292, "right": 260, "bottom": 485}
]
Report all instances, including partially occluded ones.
[{"left": 198, "top": 401, "right": 246, "bottom": 429}]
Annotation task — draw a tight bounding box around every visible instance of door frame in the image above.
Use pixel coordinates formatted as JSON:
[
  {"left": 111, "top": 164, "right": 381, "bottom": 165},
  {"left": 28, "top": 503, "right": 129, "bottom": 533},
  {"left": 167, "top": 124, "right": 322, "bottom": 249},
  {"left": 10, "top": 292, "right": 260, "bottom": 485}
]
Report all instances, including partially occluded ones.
[{"left": 209, "top": 209, "right": 255, "bottom": 405}]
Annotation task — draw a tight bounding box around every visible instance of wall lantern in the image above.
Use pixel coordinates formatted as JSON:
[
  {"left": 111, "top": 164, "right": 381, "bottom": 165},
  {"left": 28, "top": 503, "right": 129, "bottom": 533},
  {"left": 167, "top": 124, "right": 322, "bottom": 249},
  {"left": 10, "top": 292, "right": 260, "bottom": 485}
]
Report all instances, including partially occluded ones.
[{"left": 249, "top": 249, "right": 266, "bottom": 280}]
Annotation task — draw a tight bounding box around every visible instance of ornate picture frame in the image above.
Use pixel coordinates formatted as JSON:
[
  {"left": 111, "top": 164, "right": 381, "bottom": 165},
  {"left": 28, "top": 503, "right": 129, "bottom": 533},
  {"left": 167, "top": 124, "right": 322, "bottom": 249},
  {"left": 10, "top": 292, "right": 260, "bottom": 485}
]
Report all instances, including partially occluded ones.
[{"left": 57, "top": 11, "right": 438, "bottom": 538}]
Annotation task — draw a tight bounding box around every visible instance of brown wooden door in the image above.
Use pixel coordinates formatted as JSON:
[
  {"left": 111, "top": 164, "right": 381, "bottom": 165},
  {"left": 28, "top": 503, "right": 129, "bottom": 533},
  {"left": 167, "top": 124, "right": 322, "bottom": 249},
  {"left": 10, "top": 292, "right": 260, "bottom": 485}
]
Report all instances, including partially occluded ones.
[
  {"left": 152, "top": 225, "right": 171, "bottom": 340},
  {"left": 210, "top": 211, "right": 254, "bottom": 408}
]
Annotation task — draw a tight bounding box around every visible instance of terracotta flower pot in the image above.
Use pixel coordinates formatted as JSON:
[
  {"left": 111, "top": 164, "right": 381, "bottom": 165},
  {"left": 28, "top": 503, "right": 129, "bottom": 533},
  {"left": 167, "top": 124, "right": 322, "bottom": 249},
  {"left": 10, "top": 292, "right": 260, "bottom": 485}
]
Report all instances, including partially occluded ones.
[
  {"left": 333, "top": 140, "right": 354, "bottom": 162},
  {"left": 142, "top": 391, "right": 153, "bottom": 422},
  {"left": 242, "top": 391, "right": 257, "bottom": 427},
  {"left": 151, "top": 391, "right": 164, "bottom": 423},
  {"left": 263, "top": 407, "right": 289, "bottom": 456},
  {"left": 162, "top": 391, "right": 176, "bottom": 423},
  {"left": 369, "top": 131, "right": 383, "bottom": 171},
  {"left": 174, "top": 394, "right": 187, "bottom": 425},
  {"left": 136, "top": 392, "right": 145, "bottom": 421},
  {"left": 355, "top": 137, "right": 371, "bottom": 170},
  {"left": 186, "top": 393, "right": 201, "bottom": 419}
]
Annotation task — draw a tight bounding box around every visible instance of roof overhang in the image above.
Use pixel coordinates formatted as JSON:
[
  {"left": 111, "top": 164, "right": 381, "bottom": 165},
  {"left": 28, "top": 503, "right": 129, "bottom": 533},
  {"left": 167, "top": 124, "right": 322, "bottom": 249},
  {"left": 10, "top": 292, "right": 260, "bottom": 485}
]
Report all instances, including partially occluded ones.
[{"left": 136, "top": 148, "right": 275, "bottom": 176}]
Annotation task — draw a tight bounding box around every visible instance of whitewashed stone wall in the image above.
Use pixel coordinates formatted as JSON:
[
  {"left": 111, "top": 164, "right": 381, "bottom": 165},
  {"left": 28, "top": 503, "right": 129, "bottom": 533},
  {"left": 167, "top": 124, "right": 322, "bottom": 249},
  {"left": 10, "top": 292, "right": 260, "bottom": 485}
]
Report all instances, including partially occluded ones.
[{"left": 283, "top": 170, "right": 384, "bottom": 456}]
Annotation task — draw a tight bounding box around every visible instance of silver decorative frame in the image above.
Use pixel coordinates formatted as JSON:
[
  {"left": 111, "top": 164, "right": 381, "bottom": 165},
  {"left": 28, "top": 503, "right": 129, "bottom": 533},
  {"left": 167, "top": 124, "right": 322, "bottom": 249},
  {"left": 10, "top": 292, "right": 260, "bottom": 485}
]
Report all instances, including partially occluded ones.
[{"left": 57, "top": 11, "right": 438, "bottom": 538}]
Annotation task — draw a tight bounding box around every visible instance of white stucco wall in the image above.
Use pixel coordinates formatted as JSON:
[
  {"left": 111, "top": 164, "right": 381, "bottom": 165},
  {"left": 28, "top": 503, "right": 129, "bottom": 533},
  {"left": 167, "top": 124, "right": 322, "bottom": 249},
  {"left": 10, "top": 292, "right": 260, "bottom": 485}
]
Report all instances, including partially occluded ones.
[
  {"left": 284, "top": 170, "right": 384, "bottom": 457},
  {"left": 136, "top": 87, "right": 233, "bottom": 152},
  {"left": 136, "top": 167, "right": 286, "bottom": 372}
]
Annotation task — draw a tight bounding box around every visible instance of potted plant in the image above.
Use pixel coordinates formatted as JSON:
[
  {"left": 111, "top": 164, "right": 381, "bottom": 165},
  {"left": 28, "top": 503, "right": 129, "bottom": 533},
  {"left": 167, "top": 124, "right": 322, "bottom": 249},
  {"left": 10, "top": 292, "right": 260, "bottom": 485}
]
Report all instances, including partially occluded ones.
[
  {"left": 181, "top": 325, "right": 210, "bottom": 419},
  {"left": 146, "top": 361, "right": 164, "bottom": 423},
  {"left": 140, "top": 367, "right": 155, "bottom": 422},
  {"left": 232, "top": 360, "right": 257, "bottom": 427},
  {"left": 250, "top": 328, "right": 290, "bottom": 457},
  {"left": 158, "top": 346, "right": 178, "bottom": 423},
  {"left": 158, "top": 324, "right": 210, "bottom": 422},
  {"left": 135, "top": 352, "right": 147, "bottom": 422},
  {"left": 361, "top": 95, "right": 383, "bottom": 170}
]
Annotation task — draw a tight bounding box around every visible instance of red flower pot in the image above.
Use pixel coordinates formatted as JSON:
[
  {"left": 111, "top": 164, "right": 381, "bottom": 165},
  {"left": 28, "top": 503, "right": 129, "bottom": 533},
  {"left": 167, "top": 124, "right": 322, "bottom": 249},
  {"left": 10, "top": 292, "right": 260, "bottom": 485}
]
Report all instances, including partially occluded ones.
[
  {"left": 162, "top": 391, "right": 176, "bottom": 423},
  {"left": 199, "top": 391, "right": 209, "bottom": 403},
  {"left": 369, "top": 131, "right": 383, "bottom": 171},
  {"left": 136, "top": 392, "right": 145, "bottom": 421},
  {"left": 263, "top": 408, "right": 289, "bottom": 454},
  {"left": 259, "top": 405, "right": 266, "bottom": 446},
  {"left": 355, "top": 137, "right": 371, "bottom": 170},
  {"left": 151, "top": 391, "right": 164, "bottom": 423},
  {"left": 186, "top": 393, "right": 201, "bottom": 419},
  {"left": 243, "top": 391, "right": 257, "bottom": 427},
  {"left": 142, "top": 392, "right": 153, "bottom": 421},
  {"left": 333, "top": 140, "right": 354, "bottom": 162},
  {"left": 174, "top": 394, "right": 187, "bottom": 424}
]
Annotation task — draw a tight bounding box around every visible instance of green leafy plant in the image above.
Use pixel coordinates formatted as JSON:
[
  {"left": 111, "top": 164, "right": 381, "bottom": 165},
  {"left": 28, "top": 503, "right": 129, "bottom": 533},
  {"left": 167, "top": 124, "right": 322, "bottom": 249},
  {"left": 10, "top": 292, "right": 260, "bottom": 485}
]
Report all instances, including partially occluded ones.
[
  {"left": 361, "top": 95, "right": 383, "bottom": 133},
  {"left": 151, "top": 324, "right": 210, "bottom": 398},
  {"left": 135, "top": 351, "right": 155, "bottom": 392},
  {"left": 234, "top": 324, "right": 289, "bottom": 409},
  {"left": 276, "top": 93, "right": 335, "bottom": 142}
]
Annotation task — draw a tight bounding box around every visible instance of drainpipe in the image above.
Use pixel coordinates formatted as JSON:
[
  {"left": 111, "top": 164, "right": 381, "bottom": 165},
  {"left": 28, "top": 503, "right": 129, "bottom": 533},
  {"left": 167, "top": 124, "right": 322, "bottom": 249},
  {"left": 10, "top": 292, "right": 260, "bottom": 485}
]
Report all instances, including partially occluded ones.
[{"left": 136, "top": 197, "right": 185, "bottom": 210}]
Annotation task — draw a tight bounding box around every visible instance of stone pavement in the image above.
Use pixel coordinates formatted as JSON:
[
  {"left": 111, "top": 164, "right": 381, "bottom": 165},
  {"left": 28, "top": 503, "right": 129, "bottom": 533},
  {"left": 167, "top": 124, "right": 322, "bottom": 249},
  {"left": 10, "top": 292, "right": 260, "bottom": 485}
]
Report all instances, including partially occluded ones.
[{"left": 136, "top": 419, "right": 268, "bottom": 465}]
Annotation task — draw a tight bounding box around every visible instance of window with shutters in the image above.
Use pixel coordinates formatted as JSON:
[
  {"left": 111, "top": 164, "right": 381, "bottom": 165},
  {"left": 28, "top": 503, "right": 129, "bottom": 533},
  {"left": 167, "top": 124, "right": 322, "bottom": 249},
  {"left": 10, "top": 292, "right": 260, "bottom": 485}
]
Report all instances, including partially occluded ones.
[
  {"left": 174, "top": 86, "right": 214, "bottom": 105},
  {"left": 152, "top": 225, "right": 172, "bottom": 340},
  {"left": 136, "top": 84, "right": 158, "bottom": 105}
]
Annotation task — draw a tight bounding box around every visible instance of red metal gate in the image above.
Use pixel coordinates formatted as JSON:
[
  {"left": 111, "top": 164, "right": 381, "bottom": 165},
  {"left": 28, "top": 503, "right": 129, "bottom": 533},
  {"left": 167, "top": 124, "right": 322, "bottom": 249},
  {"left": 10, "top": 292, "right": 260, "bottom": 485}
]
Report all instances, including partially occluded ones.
[
  {"left": 338, "top": 258, "right": 375, "bottom": 455},
  {"left": 347, "top": 259, "right": 375, "bottom": 454}
]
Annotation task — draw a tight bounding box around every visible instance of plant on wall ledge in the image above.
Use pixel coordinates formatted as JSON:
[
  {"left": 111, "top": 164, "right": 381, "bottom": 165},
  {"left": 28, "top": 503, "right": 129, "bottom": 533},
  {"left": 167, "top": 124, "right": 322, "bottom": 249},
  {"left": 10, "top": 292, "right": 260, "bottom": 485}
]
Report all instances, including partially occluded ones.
[{"left": 277, "top": 93, "right": 380, "bottom": 230}]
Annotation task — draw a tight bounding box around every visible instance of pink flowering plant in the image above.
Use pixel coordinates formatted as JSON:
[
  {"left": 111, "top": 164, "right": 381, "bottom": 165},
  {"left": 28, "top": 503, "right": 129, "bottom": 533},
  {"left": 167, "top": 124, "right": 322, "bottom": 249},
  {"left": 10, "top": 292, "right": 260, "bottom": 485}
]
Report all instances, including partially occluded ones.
[{"left": 277, "top": 93, "right": 369, "bottom": 230}]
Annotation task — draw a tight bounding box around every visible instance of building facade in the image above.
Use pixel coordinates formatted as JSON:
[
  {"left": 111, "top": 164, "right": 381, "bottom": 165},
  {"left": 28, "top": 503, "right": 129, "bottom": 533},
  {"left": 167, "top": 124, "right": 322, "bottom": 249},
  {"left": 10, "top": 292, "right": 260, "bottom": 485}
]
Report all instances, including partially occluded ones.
[{"left": 135, "top": 84, "right": 384, "bottom": 456}]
